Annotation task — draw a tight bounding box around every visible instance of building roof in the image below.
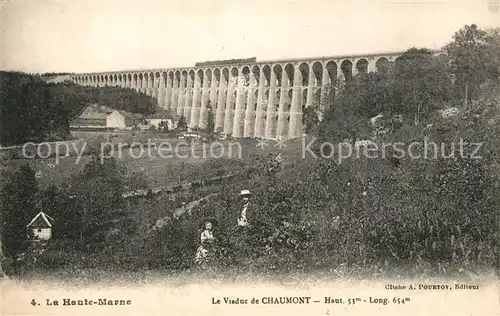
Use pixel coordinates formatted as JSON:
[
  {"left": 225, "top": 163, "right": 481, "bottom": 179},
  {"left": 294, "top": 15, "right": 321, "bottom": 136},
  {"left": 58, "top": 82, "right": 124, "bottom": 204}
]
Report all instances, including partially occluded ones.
[
  {"left": 115, "top": 110, "right": 143, "bottom": 120},
  {"left": 73, "top": 104, "right": 144, "bottom": 122},
  {"left": 75, "top": 104, "right": 114, "bottom": 120},
  {"left": 27, "top": 211, "right": 55, "bottom": 228},
  {"left": 145, "top": 109, "right": 173, "bottom": 119}
]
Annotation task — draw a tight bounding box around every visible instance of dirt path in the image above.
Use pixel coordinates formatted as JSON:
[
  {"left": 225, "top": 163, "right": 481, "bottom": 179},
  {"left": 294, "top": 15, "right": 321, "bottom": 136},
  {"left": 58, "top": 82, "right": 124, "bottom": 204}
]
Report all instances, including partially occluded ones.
[{"left": 147, "top": 193, "right": 220, "bottom": 234}]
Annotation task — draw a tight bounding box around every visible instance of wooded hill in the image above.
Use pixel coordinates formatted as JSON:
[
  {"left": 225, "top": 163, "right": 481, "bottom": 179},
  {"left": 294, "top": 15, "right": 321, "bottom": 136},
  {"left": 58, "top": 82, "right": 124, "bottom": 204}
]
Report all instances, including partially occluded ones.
[{"left": 0, "top": 72, "right": 158, "bottom": 146}]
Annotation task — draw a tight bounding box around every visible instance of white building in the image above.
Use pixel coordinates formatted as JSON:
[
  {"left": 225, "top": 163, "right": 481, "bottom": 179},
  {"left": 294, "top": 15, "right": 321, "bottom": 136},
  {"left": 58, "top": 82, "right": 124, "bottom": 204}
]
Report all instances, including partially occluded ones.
[
  {"left": 106, "top": 110, "right": 143, "bottom": 129},
  {"left": 27, "top": 211, "right": 55, "bottom": 241},
  {"left": 147, "top": 118, "right": 174, "bottom": 130},
  {"left": 145, "top": 110, "right": 178, "bottom": 130}
]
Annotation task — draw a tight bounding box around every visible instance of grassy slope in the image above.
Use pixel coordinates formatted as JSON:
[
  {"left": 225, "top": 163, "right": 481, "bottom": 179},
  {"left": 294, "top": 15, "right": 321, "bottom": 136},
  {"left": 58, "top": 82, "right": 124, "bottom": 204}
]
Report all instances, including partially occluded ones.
[{"left": 0, "top": 133, "right": 306, "bottom": 190}]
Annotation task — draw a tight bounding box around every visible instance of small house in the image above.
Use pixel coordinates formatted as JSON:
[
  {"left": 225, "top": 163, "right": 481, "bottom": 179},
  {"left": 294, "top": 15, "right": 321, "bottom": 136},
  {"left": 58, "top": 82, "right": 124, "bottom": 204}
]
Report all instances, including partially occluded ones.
[
  {"left": 106, "top": 110, "right": 143, "bottom": 129},
  {"left": 145, "top": 110, "right": 177, "bottom": 130},
  {"left": 27, "top": 211, "right": 55, "bottom": 241}
]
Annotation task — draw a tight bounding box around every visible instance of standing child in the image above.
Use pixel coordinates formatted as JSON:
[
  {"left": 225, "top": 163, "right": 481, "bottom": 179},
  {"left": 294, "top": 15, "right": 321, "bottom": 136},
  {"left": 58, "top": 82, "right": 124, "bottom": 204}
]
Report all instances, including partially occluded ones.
[{"left": 194, "top": 218, "right": 217, "bottom": 268}]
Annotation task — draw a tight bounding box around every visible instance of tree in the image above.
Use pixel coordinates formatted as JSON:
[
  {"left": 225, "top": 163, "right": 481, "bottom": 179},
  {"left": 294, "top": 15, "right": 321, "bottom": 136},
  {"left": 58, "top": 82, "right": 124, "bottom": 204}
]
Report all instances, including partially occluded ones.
[
  {"left": 0, "top": 72, "right": 56, "bottom": 145},
  {"left": 302, "top": 106, "right": 319, "bottom": 135},
  {"left": 130, "top": 171, "right": 148, "bottom": 191},
  {"left": 392, "top": 48, "right": 454, "bottom": 125},
  {"left": 485, "top": 27, "right": 500, "bottom": 75},
  {"left": 205, "top": 102, "right": 216, "bottom": 140},
  {"left": 445, "top": 24, "right": 500, "bottom": 102},
  {"left": 58, "top": 156, "right": 127, "bottom": 251},
  {"left": 318, "top": 48, "right": 454, "bottom": 138},
  {"left": 158, "top": 121, "right": 169, "bottom": 132},
  {"left": 317, "top": 78, "right": 372, "bottom": 146},
  {"left": 176, "top": 116, "right": 188, "bottom": 131},
  {"left": 0, "top": 164, "right": 37, "bottom": 273}
]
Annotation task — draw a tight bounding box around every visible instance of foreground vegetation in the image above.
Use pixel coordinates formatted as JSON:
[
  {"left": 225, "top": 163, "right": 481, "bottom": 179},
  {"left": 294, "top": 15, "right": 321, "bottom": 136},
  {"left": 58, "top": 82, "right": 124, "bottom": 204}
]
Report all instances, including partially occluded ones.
[{"left": 1, "top": 24, "right": 500, "bottom": 279}]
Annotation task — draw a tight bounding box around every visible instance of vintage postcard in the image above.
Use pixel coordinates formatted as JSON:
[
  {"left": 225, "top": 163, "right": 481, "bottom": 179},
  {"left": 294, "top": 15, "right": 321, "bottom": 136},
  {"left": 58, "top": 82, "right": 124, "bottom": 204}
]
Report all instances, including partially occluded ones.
[{"left": 1, "top": 0, "right": 500, "bottom": 315}]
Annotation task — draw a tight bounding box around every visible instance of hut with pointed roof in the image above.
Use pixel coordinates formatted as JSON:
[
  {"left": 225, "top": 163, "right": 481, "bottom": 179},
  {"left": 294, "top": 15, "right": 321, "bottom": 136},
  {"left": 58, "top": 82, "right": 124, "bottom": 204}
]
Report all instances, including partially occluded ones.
[{"left": 27, "top": 211, "right": 55, "bottom": 241}]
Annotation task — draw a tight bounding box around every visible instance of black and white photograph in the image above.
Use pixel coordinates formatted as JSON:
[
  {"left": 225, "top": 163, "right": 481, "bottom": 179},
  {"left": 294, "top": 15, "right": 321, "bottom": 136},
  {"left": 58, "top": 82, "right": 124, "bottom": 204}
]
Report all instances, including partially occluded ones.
[{"left": 0, "top": 1, "right": 499, "bottom": 315}]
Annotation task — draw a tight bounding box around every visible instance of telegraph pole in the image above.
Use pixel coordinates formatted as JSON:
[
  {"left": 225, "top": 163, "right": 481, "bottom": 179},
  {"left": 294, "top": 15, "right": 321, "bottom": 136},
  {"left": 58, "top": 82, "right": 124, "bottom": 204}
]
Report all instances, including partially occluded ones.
[{"left": 464, "top": 83, "right": 469, "bottom": 108}]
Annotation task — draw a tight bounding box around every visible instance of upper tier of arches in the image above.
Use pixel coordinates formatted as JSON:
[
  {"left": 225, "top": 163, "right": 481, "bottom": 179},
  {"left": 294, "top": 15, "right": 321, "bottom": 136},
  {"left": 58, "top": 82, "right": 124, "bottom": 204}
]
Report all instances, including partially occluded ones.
[{"left": 71, "top": 51, "right": 449, "bottom": 88}]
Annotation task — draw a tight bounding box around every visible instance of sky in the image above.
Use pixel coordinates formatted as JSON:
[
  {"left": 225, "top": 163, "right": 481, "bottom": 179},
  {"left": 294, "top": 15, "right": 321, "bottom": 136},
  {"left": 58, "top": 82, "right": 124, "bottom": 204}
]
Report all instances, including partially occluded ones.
[{"left": 1, "top": 0, "right": 499, "bottom": 74}]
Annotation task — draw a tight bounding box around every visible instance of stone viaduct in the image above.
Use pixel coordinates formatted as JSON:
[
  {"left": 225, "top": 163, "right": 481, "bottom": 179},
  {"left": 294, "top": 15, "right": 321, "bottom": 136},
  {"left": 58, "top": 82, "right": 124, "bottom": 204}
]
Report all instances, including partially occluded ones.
[{"left": 70, "top": 51, "right": 447, "bottom": 140}]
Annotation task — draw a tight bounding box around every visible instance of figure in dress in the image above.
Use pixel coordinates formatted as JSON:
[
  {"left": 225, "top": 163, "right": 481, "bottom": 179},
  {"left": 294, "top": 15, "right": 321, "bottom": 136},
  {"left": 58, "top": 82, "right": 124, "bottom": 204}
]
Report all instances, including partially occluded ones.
[{"left": 194, "top": 218, "right": 217, "bottom": 267}]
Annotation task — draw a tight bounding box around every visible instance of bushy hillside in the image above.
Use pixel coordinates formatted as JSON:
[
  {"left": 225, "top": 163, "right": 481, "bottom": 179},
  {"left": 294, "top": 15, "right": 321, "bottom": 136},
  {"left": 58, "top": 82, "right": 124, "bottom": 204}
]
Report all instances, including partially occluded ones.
[
  {"left": 48, "top": 83, "right": 158, "bottom": 118},
  {"left": 0, "top": 72, "right": 71, "bottom": 146},
  {"left": 142, "top": 25, "right": 500, "bottom": 278}
]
